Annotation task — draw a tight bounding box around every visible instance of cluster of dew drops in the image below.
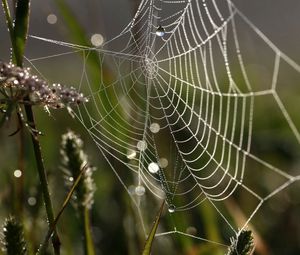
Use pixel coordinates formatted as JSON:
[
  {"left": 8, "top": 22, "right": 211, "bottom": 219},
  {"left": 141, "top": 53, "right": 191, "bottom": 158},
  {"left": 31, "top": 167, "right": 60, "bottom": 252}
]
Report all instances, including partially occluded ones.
[
  {"left": 134, "top": 25, "right": 166, "bottom": 191},
  {"left": 127, "top": 121, "right": 176, "bottom": 213},
  {"left": 133, "top": 24, "right": 172, "bottom": 212}
]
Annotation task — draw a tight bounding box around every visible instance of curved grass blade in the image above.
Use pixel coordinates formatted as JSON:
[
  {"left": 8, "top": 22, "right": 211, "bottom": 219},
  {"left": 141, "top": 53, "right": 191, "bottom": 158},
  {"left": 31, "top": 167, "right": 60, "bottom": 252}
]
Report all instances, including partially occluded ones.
[
  {"left": 37, "top": 164, "right": 88, "bottom": 255},
  {"left": 142, "top": 201, "right": 165, "bottom": 255}
]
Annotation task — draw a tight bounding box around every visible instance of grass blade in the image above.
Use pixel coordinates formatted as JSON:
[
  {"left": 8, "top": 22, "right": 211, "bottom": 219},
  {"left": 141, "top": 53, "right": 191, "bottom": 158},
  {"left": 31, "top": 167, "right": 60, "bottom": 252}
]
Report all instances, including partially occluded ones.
[
  {"left": 1, "top": 0, "right": 14, "bottom": 42},
  {"left": 13, "top": 0, "right": 31, "bottom": 66},
  {"left": 37, "top": 164, "right": 88, "bottom": 255},
  {"left": 84, "top": 207, "right": 95, "bottom": 255},
  {"left": 142, "top": 201, "right": 165, "bottom": 255}
]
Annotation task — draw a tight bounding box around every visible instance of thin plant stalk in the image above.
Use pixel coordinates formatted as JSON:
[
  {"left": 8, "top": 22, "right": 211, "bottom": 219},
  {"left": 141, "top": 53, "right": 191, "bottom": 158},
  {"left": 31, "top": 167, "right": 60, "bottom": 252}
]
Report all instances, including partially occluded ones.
[
  {"left": 1, "top": 0, "right": 61, "bottom": 253},
  {"left": 15, "top": 113, "right": 25, "bottom": 218},
  {"left": 24, "top": 106, "right": 61, "bottom": 254},
  {"left": 38, "top": 164, "right": 87, "bottom": 255},
  {"left": 142, "top": 201, "right": 165, "bottom": 255},
  {"left": 79, "top": 206, "right": 95, "bottom": 255}
]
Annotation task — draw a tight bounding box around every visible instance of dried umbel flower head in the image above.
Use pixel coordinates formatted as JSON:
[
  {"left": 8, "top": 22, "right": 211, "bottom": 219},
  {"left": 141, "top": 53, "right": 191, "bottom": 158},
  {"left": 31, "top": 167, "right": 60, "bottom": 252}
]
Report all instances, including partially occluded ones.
[
  {"left": 0, "top": 61, "right": 88, "bottom": 109},
  {"left": 61, "top": 130, "right": 96, "bottom": 209}
]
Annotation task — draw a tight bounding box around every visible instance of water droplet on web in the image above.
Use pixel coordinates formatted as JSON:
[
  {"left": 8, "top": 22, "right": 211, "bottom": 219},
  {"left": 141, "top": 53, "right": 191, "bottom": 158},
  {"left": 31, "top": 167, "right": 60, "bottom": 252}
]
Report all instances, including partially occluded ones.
[
  {"left": 159, "top": 158, "right": 168, "bottom": 168},
  {"left": 168, "top": 204, "right": 176, "bottom": 213},
  {"left": 91, "top": 33, "right": 104, "bottom": 47},
  {"left": 128, "top": 185, "right": 135, "bottom": 195},
  {"left": 135, "top": 185, "right": 146, "bottom": 196},
  {"left": 127, "top": 149, "right": 137, "bottom": 159},
  {"left": 148, "top": 162, "right": 159, "bottom": 173},
  {"left": 137, "top": 140, "right": 147, "bottom": 151},
  {"left": 150, "top": 123, "right": 160, "bottom": 133},
  {"left": 156, "top": 25, "right": 165, "bottom": 37}
]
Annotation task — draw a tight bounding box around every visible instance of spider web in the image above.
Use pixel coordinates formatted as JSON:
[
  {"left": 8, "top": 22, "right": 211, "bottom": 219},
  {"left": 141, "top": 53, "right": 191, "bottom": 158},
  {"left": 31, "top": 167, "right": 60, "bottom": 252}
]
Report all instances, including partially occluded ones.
[{"left": 26, "top": 0, "right": 300, "bottom": 251}]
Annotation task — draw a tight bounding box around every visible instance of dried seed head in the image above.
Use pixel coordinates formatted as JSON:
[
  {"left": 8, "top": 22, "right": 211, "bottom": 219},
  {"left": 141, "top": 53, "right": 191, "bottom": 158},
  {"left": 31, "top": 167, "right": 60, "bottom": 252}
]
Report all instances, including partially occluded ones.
[
  {"left": 2, "top": 217, "right": 27, "bottom": 255},
  {"left": 0, "top": 61, "right": 88, "bottom": 109},
  {"left": 61, "top": 130, "right": 96, "bottom": 209},
  {"left": 227, "top": 229, "right": 254, "bottom": 255}
]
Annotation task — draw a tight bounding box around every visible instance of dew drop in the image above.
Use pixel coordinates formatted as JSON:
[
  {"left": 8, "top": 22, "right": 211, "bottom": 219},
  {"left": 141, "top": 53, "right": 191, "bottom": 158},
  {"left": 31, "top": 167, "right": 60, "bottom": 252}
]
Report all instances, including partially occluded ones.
[
  {"left": 148, "top": 162, "right": 159, "bottom": 173},
  {"left": 135, "top": 185, "right": 146, "bottom": 196},
  {"left": 137, "top": 140, "right": 147, "bottom": 151},
  {"left": 149, "top": 123, "right": 160, "bottom": 133},
  {"left": 14, "top": 169, "right": 22, "bottom": 178},
  {"left": 156, "top": 25, "right": 165, "bottom": 37},
  {"left": 127, "top": 149, "right": 137, "bottom": 159},
  {"left": 128, "top": 185, "right": 136, "bottom": 195},
  {"left": 91, "top": 33, "right": 104, "bottom": 47},
  {"left": 168, "top": 204, "right": 176, "bottom": 213},
  {"left": 159, "top": 158, "right": 168, "bottom": 168},
  {"left": 28, "top": 197, "right": 37, "bottom": 206},
  {"left": 47, "top": 14, "right": 57, "bottom": 25},
  {"left": 186, "top": 226, "right": 197, "bottom": 235}
]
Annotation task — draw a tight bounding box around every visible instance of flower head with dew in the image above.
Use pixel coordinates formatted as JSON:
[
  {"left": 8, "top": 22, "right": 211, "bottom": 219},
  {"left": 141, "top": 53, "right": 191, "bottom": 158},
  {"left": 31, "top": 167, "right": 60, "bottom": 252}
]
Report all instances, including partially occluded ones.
[{"left": 0, "top": 61, "right": 88, "bottom": 112}]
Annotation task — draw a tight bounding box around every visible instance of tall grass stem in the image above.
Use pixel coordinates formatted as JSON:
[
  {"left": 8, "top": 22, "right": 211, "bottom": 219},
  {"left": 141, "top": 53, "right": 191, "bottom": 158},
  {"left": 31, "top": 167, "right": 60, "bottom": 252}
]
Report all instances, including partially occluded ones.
[{"left": 1, "top": 0, "right": 61, "bottom": 253}]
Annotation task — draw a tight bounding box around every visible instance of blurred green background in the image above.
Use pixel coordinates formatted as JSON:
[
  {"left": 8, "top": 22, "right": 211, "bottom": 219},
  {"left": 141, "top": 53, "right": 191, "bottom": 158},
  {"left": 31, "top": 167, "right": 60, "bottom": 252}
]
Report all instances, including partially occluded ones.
[{"left": 1, "top": 0, "right": 300, "bottom": 254}]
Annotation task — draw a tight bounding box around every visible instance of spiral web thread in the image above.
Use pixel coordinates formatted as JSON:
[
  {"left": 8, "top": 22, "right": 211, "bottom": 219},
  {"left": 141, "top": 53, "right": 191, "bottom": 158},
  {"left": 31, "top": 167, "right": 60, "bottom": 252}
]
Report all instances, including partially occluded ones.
[{"left": 27, "top": 0, "right": 300, "bottom": 248}]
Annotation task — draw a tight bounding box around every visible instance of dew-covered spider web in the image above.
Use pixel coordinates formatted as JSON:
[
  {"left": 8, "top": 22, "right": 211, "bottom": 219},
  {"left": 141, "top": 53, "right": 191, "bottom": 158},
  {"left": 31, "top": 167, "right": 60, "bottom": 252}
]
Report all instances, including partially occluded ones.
[{"left": 25, "top": 0, "right": 300, "bottom": 251}]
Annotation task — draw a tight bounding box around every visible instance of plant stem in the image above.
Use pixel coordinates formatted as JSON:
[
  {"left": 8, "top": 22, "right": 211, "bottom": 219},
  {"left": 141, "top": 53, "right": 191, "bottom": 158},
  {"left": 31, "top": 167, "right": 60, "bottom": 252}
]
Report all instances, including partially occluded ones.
[
  {"left": 15, "top": 113, "right": 25, "bottom": 218},
  {"left": 38, "top": 165, "right": 87, "bottom": 254},
  {"left": 2, "top": 0, "right": 61, "bottom": 253},
  {"left": 1, "top": 0, "right": 15, "bottom": 44},
  {"left": 80, "top": 206, "right": 95, "bottom": 255},
  {"left": 24, "top": 105, "right": 61, "bottom": 255}
]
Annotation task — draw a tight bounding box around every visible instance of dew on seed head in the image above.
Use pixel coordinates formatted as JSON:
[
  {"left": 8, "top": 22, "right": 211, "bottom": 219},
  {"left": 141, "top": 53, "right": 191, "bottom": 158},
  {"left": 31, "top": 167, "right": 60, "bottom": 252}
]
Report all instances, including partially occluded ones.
[
  {"left": 135, "top": 185, "right": 146, "bottom": 196},
  {"left": 150, "top": 122, "right": 160, "bottom": 133},
  {"left": 148, "top": 162, "right": 160, "bottom": 174},
  {"left": 137, "top": 140, "right": 147, "bottom": 151}
]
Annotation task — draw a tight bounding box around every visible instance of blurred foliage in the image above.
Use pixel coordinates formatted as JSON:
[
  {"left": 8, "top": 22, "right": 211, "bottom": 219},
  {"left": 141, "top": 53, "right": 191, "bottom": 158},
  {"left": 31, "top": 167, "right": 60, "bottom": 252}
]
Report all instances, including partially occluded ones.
[{"left": 0, "top": 0, "right": 300, "bottom": 255}]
